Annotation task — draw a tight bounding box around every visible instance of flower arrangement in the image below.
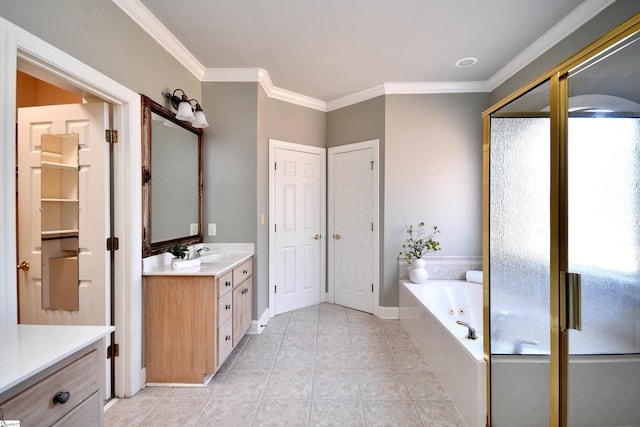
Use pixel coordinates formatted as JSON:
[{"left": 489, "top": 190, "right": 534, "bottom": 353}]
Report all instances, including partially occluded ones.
[
  {"left": 399, "top": 222, "right": 441, "bottom": 264},
  {"left": 167, "top": 243, "right": 189, "bottom": 260}
]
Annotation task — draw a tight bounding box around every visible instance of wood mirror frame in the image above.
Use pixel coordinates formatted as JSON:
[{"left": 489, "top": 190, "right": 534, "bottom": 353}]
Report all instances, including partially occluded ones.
[{"left": 141, "top": 94, "right": 203, "bottom": 257}]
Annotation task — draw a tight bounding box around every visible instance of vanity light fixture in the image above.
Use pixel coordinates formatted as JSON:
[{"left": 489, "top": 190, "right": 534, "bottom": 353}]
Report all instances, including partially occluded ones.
[{"left": 165, "top": 88, "right": 210, "bottom": 128}]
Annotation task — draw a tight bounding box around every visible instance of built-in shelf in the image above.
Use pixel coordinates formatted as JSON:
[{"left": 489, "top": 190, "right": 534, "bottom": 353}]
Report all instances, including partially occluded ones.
[
  {"left": 42, "top": 229, "right": 79, "bottom": 236},
  {"left": 40, "top": 133, "right": 81, "bottom": 312},
  {"left": 41, "top": 198, "right": 79, "bottom": 203},
  {"left": 41, "top": 161, "right": 78, "bottom": 170}
]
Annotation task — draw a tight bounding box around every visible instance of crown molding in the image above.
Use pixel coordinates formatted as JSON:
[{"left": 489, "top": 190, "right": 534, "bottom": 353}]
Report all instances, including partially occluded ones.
[
  {"left": 325, "top": 85, "right": 386, "bottom": 111},
  {"left": 113, "top": 0, "right": 206, "bottom": 80},
  {"left": 269, "top": 87, "right": 327, "bottom": 112},
  {"left": 486, "top": 0, "right": 615, "bottom": 90},
  {"left": 202, "top": 67, "right": 264, "bottom": 82},
  {"left": 115, "top": 0, "right": 615, "bottom": 110},
  {"left": 384, "top": 81, "right": 491, "bottom": 95},
  {"left": 202, "top": 68, "right": 327, "bottom": 111},
  {"left": 325, "top": 81, "right": 491, "bottom": 111}
]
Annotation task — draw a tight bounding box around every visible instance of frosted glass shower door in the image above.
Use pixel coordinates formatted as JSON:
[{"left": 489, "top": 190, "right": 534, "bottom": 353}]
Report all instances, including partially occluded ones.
[
  {"left": 489, "top": 80, "right": 552, "bottom": 426},
  {"left": 565, "top": 32, "right": 640, "bottom": 426}
]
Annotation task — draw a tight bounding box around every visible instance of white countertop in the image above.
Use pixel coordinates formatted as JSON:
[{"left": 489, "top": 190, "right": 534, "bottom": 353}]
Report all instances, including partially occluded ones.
[
  {"left": 142, "top": 243, "right": 254, "bottom": 276},
  {"left": 0, "top": 324, "right": 114, "bottom": 395}
]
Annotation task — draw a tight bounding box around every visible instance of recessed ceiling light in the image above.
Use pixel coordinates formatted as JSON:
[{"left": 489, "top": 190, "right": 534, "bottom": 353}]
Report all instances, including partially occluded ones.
[{"left": 455, "top": 56, "right": 478, "bottom": 68}]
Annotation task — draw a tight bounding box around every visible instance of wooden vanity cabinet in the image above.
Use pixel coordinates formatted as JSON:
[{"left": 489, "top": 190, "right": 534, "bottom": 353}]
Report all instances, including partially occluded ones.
[{"left": 143, "top": 256, "right": 253, "bottom": 385}]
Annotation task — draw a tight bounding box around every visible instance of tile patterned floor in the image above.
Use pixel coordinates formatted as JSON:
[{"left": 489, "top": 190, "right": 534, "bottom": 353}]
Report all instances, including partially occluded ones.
[{"left": 105, "top": 303, "right": 466, "bottom": 426}]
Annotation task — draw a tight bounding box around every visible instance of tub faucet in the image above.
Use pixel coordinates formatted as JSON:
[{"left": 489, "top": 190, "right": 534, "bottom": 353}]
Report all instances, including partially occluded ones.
[
  {"left": 192, "top": 246, "right": 209, "bottom": 259},
  {"left": 456, "top": 320, "right": 478, "bottom": 340},
  {"left": 514, "top": 339, "right": 539, "bottom": 354}
]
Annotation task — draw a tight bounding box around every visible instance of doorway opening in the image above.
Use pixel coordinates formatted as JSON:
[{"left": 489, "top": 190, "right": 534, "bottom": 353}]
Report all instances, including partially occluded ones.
[{"left": 16, "top": 67, "right": 117, "bottom": 400}]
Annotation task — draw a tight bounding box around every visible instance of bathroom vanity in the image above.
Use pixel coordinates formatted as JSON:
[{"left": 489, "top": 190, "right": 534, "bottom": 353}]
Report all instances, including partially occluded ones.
[
  {"left": 142, "top": 244, "right": 253, "bottom": 385},
  {"left": 0, "top": 325, "right": 113, "bottom": 426}
]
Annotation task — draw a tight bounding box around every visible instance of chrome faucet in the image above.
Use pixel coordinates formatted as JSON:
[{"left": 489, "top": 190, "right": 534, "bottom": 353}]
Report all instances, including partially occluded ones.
[
  {"left": 192, "top": 246, "right": 209, "bottom": 259},
  {"left": 456, "top": 320, "right": 478, "bottom": 340},
  {"left": 514, "top": 339, "right": 539, "bottom": 354}
]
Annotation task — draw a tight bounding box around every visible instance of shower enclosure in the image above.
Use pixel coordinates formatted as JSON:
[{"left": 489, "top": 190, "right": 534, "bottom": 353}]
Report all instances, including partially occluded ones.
[{"left": 484, "top": 15, "right": 640, "bottom": 426}]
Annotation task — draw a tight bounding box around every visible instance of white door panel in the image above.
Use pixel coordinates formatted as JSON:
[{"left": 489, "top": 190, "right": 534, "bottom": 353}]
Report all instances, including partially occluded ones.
[
  {"left": 18, "top": 103, "right": 109, "bottom": 326},
  {"left": 329, "top": 142, "right": 378, "bottom": 314},
  {"left": 272, "top": 143, "right": 324, "bottom": 315}
]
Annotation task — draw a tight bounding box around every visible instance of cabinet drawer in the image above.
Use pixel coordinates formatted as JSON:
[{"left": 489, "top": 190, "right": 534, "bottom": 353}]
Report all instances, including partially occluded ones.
[
  {"left": 52, "top": 390, "right": 101, "bottom": 427},
  {"left": 1, "top": 349, "right": 99, "bottom": 427},
  {"left": 217, "top": 270, "right": 233, "bottom": 296},
  {"left": 218, "top": 319, "right": 233, "bottom": 366},
  {"left": 218, "top": 288, "right": 233, "bottom": 325},
  {"left": 233, "top": 259, "right": 252, "bottom": 287}
]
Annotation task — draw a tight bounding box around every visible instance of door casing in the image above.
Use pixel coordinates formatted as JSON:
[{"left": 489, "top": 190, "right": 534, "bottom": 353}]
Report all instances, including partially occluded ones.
[{"left": 0, "top": 18, "right": 143, "bottom": 398}]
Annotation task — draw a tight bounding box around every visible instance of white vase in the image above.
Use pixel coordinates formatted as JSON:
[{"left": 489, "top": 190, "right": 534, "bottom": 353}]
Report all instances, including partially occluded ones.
[{"left": 408, "top": 258, "right": 428, "bottom": 283}]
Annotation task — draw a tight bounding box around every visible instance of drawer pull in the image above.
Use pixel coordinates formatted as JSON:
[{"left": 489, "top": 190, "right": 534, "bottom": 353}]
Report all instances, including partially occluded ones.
[
  {"left": 225, "top": 304, "right": 231, "bottom": 310},
  {"left": 225, "top": 281, "right": 231, "bottom": 287},
  {"left": 242, "top": 287, "right": 248, "bottom": 294},
  {"left": 53, "top": 391, "right": 70, "bottom": 404},
  {"left": 225, "top": 335, "right": 231, "bottom": 341},
  {"left": 243, "top": 269, "right": 248, "bottom": 275}
]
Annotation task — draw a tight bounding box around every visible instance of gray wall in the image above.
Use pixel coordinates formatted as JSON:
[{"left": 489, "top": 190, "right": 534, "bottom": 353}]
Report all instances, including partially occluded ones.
[
  {"left": 268, "top": 98, "right": 326, "bottom": 148},
  {"left": 201, "top": 82, "right": 258, "bottom": 243},
  {"left": 490, "top": 0, "right": 640, "bottom": 107},
  {"left": 0, "top": 0, "right": 200, "bottom": 108},
  {"left": 327, "top": 94, "right": 488, "bottom": 307},
  {"left": 257, "top": 87, "right": 269, "bottom": 320},
  {"left": 327, "top": 96, "right": 386, "bottom": 148},
  {"left": 202, "top": 83, "right": 327, "bottom": 319},
  {"left": 326, "top": 93, "right": 487, "bottom": 307},
  {"left": 383, "top": 93, "right": 488, "bottom": 306}
]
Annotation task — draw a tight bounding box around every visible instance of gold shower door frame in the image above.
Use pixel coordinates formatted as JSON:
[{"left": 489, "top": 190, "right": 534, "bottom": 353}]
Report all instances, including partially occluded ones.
[{"left": 482, "top": 13, "right": 640, "bottom": 427}]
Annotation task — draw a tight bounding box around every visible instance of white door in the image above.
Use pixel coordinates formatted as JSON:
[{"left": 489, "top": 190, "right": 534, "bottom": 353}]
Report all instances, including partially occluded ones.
[
  {"left": 271, "top": 141, "right": 325, "bottom": 315},
  {"left": 329, "top": 141, "right": 378, "bottom": 314},
  {"left": 17, "top": 103, "right": 110, "bottom": 326}
]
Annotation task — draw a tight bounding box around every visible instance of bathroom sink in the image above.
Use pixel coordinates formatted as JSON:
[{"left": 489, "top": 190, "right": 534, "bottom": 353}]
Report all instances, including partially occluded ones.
[
  {"left": 197, "top": 253, "right": 227, "bottom": 263},
  {"left": 171, "top": 258, "right": 201, "bottom": 270}
]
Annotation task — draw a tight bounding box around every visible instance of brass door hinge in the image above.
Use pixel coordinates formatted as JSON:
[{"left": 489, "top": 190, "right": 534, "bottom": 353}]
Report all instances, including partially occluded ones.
[
  {"left": 107, "top": 343, "right": 120, "bottom": 359},
  {"left": 105, "top": 129, "right": 118, "bottom": 144},
  {"left": 106, "top": 237, "right": 119, "bottom": 251}
]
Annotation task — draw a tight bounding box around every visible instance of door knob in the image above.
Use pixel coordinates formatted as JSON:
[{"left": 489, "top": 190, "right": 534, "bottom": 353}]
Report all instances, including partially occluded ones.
[
  {"left": 313, "top": 234, "right": 321, "bottom": 240},
  {"left": 333, "top": 234, "right": 342, "bottom": 240},
  {"left": 17, "top": 261, "right": 30, "bottom": 271}
]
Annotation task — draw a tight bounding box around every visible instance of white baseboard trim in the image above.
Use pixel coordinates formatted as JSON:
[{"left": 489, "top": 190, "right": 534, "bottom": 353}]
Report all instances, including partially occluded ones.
[
  {"left": 248, "top": 307, "right": 270, "bottom": 334},
  {"left": 377, "top": 306, "right": 399, "bottom": 320}
]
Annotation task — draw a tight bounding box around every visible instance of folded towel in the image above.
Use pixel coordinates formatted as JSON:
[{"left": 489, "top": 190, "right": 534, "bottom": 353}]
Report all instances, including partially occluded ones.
[{"left": 466, "top": 270, "right": 483, "bottom": 284}]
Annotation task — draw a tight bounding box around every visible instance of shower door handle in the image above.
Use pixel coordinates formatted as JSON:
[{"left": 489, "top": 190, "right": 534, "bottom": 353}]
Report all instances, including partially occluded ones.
[{"left": 561, "top": 271, "right": 581, "bottom": 331}]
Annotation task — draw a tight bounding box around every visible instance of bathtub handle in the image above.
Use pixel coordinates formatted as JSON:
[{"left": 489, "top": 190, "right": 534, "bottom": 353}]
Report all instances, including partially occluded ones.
[{"left": 456, "top": 320, "right": 478, "bottom": 340}]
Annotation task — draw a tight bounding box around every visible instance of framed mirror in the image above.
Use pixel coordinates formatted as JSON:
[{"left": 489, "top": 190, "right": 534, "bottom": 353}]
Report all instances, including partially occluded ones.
[{"left": 141, "top": 94, "right": 203, "bottom": 257}]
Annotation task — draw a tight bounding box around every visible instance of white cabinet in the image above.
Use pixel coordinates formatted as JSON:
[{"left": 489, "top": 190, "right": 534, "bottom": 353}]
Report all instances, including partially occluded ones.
[{"left": 0, "top": 335, "right": 106, "bottom": 427}]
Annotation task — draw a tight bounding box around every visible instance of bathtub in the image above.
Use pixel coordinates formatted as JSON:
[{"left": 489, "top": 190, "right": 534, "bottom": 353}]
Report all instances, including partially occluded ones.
[
  {"left": 491, "top": 310, "right": 640, "bottom": 426},
  {"left": 399, "top": 279, "right": 486, "bottom": 427}
]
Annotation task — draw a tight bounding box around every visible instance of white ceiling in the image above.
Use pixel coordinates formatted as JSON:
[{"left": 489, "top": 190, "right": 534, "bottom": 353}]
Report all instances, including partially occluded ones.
[{"left": 115, "top": 0, "right": 613, "bottom": 110}]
